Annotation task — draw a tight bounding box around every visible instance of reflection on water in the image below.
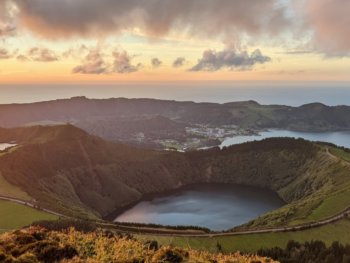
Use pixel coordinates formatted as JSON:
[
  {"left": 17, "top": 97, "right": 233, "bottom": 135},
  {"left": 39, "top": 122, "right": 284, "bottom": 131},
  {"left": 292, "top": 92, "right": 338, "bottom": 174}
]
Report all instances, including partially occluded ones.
[
  {"left": 221, "top": 130, "right": 350, "bottom": 149},
  {"left": 115, "top": 184, "right": 284, "bottom": 231},
  {"left": 115, "top": 130, "right": 350, "bottom": 230}
]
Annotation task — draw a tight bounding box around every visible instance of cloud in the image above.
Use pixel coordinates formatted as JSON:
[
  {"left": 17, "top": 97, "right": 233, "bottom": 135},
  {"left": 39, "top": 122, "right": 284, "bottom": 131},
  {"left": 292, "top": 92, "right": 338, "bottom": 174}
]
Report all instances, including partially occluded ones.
[
  {"left": 16, "top": 54, "right": 29, "bottom": 61},
  {"left": 299, "top": 0, "right": 350, "bottom": 56},
  {"left": 0, "top": 0, "right": 16, "bottom": 37},
  {"left": 190, "top": 48, "right": 271, "bottom": 72},
  {"left": 6, "top": 0, "right": 350, "bottom": 58},
  {"left": 151, "top": 57, "right": 162, "bottom": 68},
  {"left": 0, "top": 48, "right": 13, "bottom": 59},
  {"left": 13, "top": 0, "right": 289, "bottom": 39},
  {"left": 73, "top": 49, "right": 108, "bottom": 74},
  {"left": 0, "top": 23, "right": 16, "bottom": 37},
  {"left": 275, "top": 70, "right": 305, "bottom": 75},
  {"left": 112, "top": 50, "right": 141, "bottom": 73},
  {"left": 27, "top": 47, "right": 59, "bottom": 62},
  {"left": 283, "top": 50, "right": 314, "bottom": 55},
  {"left": 62, "top": 45, "right": 88, "bottom": 59},
  {"left": 173, "top": 57, "right": 186, "bottom": 68},
  {"left": 73, "top": 48, "right": 140, "bottom": 74},
  {"left": 15, "top": 48, "right": 59, "bottom": 62}
]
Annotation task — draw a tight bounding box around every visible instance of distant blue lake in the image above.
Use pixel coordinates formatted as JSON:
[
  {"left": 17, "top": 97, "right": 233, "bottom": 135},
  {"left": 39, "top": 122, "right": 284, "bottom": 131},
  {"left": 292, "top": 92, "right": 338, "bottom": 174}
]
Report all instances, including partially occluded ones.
[
  {"left": 114, "top": 184, "right": 284, "bottom": 231},
  {"left": 221, "top": 130, "right": 350, "bottom": 149}
]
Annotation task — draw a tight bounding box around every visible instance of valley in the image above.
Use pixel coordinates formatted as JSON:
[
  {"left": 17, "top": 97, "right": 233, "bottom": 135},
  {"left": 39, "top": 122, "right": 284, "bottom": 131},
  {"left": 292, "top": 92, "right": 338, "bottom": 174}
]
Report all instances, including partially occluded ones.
[
  {"left": 1, "top": 97, "right": 350, "bottom": 150},
  {"left": 0, "top": 125, "right": 350, "bottom": 231},
  {"left": 1, "top": 99, "right": 350, "bottom": 257},
  {"left": 2, "top": 1, "right": 350, "bottom": 261}
]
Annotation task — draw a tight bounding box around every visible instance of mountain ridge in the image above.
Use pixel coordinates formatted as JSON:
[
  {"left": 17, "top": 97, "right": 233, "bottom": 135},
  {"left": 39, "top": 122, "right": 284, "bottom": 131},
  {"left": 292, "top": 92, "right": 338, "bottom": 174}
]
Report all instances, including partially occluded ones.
[{"left": 1, "top": 97, "right": 350, "bottom": 130}]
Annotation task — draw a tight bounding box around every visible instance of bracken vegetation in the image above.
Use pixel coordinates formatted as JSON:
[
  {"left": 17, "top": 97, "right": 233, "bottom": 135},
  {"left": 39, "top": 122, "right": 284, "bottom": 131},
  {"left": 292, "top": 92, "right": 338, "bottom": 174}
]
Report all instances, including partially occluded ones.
[{"left": 0, "top": 227, "right": 278, "bottom": 263}]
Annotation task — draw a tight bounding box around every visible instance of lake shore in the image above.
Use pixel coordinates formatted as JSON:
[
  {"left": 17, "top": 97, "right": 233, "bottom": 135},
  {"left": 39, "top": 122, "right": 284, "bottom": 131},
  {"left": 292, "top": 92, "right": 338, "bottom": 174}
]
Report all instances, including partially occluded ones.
[{"left": 109, "top": 183, "right": 285, "bottom": 231}]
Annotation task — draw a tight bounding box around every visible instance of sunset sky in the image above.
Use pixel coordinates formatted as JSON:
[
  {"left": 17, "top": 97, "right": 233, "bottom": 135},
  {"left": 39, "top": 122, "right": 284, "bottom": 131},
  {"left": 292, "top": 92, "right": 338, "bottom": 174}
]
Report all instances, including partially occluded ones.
[{"left": 1, "top": 0, "right": 350, "bottom": 84}]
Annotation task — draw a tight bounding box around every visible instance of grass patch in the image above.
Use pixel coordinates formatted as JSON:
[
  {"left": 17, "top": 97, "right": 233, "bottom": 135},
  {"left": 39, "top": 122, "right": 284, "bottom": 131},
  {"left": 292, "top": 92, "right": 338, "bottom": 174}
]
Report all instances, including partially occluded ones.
[
  {"left": 0, "top": 200, "right": 58, "bottom": 232},
  {"left": 140, "top": 218, "right": 350, "bottom": 253},
  {"left": 329, "top": 147, "right": 350, "bottom": 162},
  {"left": 307, "top": 188, "right": 350, "bottom": 221},
  {"left": 0, "top": 172, "right": 31, "bottom": 201}
]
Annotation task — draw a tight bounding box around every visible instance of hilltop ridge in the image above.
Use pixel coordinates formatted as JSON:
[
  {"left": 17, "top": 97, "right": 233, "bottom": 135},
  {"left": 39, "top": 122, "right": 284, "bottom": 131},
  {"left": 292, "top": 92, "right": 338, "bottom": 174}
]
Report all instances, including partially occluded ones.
[
  {"left": 1, "top": 97, "right": 350, "bottom": 150},
  {"left": 0, "top": 96, "right": 349, "bottom": 129}
]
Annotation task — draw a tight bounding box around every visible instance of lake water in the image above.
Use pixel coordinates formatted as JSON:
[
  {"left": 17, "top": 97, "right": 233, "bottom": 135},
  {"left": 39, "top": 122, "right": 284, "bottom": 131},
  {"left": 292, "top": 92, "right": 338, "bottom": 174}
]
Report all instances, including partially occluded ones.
[
  {"left": 114, "top": 184, "right": 285, "bottom": 231},
  {"left": 0, "top": 143, "right": 16, "bottom": 151},
  {"left": 221, "top": 130, "right": 350, "bottom": 149},
  {"left": 115, "top": 129, "right": 350, "bottom": 230}
]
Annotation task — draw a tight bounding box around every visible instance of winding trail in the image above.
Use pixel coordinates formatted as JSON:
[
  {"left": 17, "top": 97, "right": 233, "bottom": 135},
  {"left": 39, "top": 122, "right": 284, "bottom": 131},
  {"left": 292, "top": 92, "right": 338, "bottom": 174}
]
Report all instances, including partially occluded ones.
[
  {"left": 0, "top": 196, "right": 67, "bottom": 218},
  {"left": 1, "top": 194, "right": 350, "bottom": 237},
  {"left": 1, "top": 147, "right": 350, "bottom": 236},
  {"left": 325, "top": 147, "right": 350, "bottom": 166}
]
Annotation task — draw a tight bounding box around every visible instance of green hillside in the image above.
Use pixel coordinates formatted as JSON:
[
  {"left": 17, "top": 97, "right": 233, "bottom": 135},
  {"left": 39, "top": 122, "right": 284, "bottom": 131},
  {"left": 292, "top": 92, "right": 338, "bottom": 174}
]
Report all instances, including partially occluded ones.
[
  {"left": 1, "top": 97, "right": 350, "bottom": 131},
  {"left": 143, "top": 218, "right": 350, "bottom": 253},
  {"left": 0, "top": 201, "right": 58, "bottom": 233},
  {"left": 0, "top": 172, "right": 31, "bottom": 201},
  {"left": 0, "top": 124, "right": 349, "bottom": 231},
  {"left": 1, "top": 98, "right": 350, "bottom": 150}
]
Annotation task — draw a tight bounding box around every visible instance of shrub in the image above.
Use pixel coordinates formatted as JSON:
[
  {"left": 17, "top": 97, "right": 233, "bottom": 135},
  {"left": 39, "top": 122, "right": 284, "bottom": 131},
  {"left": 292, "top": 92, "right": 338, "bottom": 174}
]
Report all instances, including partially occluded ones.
[{"left": 32, "top": 219, "right": 97, "bottom": 233}]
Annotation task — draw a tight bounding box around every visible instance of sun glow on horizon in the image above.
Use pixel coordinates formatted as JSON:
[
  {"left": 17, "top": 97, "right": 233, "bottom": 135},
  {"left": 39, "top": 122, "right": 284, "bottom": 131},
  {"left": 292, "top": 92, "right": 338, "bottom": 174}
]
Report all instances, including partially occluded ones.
[{"left": 0, "top": 0, "right": 350, "bottom": 85}]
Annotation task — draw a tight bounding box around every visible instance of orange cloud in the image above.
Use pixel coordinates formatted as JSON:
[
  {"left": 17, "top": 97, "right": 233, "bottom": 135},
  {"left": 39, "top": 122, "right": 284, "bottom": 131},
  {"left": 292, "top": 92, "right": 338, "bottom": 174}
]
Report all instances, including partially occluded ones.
[
  {"left": 304, "top": 0, "right": 350, "bottom": 56},
  {"left": 14, "top": 0, "right": 289, "bottom": 39}
]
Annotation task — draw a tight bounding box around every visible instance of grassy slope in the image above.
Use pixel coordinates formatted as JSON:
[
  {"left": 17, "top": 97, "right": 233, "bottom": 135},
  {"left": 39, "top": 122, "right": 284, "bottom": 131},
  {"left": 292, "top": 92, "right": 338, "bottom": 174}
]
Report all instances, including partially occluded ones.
[
  {"left": 1, "top": 125, "right": 350, "bottom": 234},
  {"left": 0, "top": 144, "right": 32, "bottom": 201},
  {"left": 0, "top": 201, "right": 58, "bottom": 233},
  {"left": 141, "top": 146, "right": 350, "bottom": 253},
  {"left": 0, "top": 126, "right": 350, "bottom": 256},
  {"left": 329, "top": 146, "right": 350, "bottom": 162},
  {"left": 237, "top": 146, "right": 350, "bottom": 228},
  {"left": 290, "top": 147, "right": 350, "bottom": 224},
  {"left": 141, "top": 217, "right": 350, "bottom": 253},
  {"left": 0, "top": 172, "right": 31, "bottom": 201}
]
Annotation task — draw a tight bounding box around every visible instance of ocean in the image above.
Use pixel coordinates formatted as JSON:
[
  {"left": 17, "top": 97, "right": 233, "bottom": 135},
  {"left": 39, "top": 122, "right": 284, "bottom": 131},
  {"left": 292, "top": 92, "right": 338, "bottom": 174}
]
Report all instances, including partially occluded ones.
[{"left": 1, "top": 82, "right": 349, "bottom": 106}]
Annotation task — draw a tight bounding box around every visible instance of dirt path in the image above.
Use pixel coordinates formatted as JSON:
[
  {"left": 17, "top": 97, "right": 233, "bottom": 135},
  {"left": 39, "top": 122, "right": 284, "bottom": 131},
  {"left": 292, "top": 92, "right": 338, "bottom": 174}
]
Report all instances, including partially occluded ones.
[
  {"left": 325, "top": 147, "right": 350, "bottom": 167},
  {"left": 0, "top": 196, "right": 67, "bottom": 218},
  {"left": 98, "top": 207, "right": 350, "bottom": 237},
  {"left": 1, "top": 193, "right": 350, "bottom": 237}
]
